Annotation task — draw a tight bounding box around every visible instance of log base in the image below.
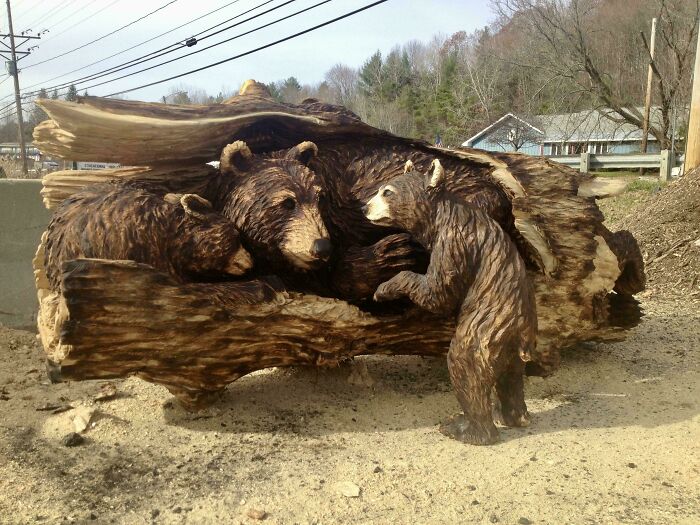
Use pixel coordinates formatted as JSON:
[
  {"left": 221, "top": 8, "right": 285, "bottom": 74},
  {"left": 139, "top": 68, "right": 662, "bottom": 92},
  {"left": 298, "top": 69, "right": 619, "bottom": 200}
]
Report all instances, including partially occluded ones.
[{"left": 34, "top": 257, "right": 640, "bottom": 411}]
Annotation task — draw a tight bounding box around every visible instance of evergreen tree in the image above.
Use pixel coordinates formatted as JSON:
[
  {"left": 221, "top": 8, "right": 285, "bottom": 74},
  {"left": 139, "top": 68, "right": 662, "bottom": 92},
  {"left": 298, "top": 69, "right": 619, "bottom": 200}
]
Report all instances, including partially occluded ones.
[
  {"left": 31, "top": 89, "right": 49, "bottom": 124},
  {"left": 65, "top": 84, "right": 78, "bottom": 101},
  {"left": 51, "top": 89, "right": 59, "bottom": 100},
  {"left": 358, "top": 51, "right": 383, "bottom": 98}
]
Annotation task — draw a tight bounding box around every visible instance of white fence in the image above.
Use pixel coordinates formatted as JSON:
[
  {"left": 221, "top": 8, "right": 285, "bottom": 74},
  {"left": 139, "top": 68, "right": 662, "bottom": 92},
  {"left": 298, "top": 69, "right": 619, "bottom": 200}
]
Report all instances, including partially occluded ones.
[{"left": 548, "top": 150, "right": 675, "bottom": 181}]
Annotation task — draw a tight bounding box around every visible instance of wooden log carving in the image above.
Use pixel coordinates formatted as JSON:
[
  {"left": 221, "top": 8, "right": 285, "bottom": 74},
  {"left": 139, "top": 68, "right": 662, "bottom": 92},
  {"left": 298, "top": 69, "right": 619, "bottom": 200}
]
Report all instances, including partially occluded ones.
[
  {"left": 52, "top": 259, "right": 452, "bottom": 409},
  {"left": 31, "top": 79, "right": 646, "bottom": 416},
  {"left": 41, "top": 164, "right": 215, "bottom": 210}
]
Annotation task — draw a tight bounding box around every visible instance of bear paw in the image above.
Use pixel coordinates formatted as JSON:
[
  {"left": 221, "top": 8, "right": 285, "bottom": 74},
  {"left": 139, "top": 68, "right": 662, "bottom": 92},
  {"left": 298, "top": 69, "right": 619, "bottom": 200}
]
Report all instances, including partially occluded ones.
[
  {"left": 439, "top": 414, "right": 499, "bottom": 445},
  {"left": 373, "top": 281, "right": 401, "bottom": 302}
]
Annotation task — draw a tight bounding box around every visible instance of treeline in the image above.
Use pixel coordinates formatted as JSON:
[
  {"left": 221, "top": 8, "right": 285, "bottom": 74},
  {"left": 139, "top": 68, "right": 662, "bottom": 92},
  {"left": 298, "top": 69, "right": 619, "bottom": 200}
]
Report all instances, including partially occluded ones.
[
  {"left": 264, "top": 0, "right": 698, "bottom": 148},
  {"left": 7, "top": 0, "right": 697, "bottom": 149}
]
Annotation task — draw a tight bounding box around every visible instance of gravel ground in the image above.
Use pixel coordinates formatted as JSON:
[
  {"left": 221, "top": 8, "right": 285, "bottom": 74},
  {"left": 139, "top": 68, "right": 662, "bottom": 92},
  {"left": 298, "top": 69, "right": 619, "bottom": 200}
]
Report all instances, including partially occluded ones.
[
  {"left": 2, "top": 183, "right": 699, "bottom": 524},
  {"left": 1, "top": 291, "right": 698, "bottom": 525}
]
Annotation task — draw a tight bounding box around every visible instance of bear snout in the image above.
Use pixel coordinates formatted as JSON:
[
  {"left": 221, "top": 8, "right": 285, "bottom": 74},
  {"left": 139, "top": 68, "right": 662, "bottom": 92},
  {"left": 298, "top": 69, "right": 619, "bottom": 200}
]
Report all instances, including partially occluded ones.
[
  {"left": 310, "top": 238, "right": 332, "bottom": 260},
  {"left": 224, "top": 247, "right": 254, "bottom": 276}
]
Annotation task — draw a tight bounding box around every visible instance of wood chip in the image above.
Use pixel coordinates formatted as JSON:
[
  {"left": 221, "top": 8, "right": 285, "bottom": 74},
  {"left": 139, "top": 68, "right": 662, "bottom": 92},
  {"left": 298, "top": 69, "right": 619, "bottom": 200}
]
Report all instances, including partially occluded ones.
[
  {"left": 334, "top": 481, "right": 361, "bottom": 498},
  {"left": 95, "top": 382, "right": 118, "bottom": 401},
  {"left": 70, "top": 406, "right": 96, "bottom": 433},
  {"left": 246, "top": 509, "right": 267, "bottom": 520}
]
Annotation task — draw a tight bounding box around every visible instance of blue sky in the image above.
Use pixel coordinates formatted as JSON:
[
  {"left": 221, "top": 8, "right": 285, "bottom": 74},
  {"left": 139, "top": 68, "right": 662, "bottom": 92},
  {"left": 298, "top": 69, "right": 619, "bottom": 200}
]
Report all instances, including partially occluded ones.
[{"left": 1, "top": 0, "right": 493, "bottom": 102}]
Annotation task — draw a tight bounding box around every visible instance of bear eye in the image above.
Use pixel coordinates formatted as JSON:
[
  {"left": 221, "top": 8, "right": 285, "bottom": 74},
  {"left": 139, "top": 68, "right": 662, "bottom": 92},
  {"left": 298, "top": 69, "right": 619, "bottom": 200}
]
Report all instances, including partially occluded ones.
[
  {"left": 281, "top": 197, "right": 297, "bottom": 210},
  {"left": 382, "top": 188, "right": 393, "bottom": 197}
]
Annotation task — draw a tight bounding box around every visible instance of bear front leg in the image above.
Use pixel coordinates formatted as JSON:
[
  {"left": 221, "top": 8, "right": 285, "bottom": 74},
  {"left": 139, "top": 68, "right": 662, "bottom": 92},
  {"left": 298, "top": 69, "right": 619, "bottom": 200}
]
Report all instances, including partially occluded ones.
[
  {"left": 440, "top": 337, "right": 499, "bottom": 445},
  {"left": 374, "top": 270, "right": 422, "bottom": 303},
  {"left": 330, "top": 233, "right": 427, "bottom": 301},
  {"left": 375, "top": 270, "right": 456, "bottom": 316}
]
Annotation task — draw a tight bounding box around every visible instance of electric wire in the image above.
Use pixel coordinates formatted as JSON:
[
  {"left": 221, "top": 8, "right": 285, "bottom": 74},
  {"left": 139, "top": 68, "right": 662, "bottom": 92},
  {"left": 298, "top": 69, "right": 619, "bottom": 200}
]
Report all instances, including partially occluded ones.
[
  {"left": 35, "top": 0, "right": 101, "bottom": 38},
  {"left": 22, "top": 0, "right": 181, "bottom": 69},
  {"left": 17, "top": 0, "right": 278, "bottom": 97},
  {"left": 61, "top": 0, "right": 330, "bottom": 96},
  {"left": 20, "top": 0, "right": 78, "bottom": 33},
  {"left": 105, "top": 0, "right": 389, "bottom": 97}
]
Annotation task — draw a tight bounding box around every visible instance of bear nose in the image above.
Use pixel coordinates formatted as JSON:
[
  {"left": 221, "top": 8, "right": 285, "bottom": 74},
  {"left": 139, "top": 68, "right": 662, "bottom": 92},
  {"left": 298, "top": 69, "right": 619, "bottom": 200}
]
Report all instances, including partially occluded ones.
[{"left": 310, "top": 238, "right": 332, "bottom": 259}]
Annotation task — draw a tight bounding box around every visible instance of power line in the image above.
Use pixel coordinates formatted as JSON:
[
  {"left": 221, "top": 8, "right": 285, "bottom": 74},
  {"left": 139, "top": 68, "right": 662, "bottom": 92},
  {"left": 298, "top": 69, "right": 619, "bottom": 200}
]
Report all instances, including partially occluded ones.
[
  {"left": 21, "top": 0, "right": 78, "bottom": 32},
  {"left": 0, "top": 99, "right": 17, "bottom": 114},
  {"left": 12, "top": 0, "right": 45, "bottom": 22},
  {"left": 35, "top": 0, "right": 101, "bottom": 37},
  {"left": 29, "top": 0, "right": 296, "bottom": 98},
  {"left": 73, "top": 0, "right": 327, "bottom": 96},
  {"left": 17, "top": 0, "right": 274, "bottom": 97},
  {"left": 22, "top": 0, "right": 181, "bottom": 69},
  {"left": 106, "top": 0, "right": 389, "bottom": 98}
]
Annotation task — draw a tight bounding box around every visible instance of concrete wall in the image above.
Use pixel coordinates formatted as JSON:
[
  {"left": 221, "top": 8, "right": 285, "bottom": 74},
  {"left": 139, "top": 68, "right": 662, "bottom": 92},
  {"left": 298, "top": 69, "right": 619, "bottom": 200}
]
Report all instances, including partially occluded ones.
[{"left": 0, "top": 179, "right": 50, "bottom": 329}]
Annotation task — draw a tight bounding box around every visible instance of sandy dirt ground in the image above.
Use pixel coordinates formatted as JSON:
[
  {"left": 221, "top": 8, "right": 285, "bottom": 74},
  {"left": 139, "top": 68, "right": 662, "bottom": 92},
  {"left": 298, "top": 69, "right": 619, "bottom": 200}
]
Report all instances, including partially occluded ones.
[{"left": 1, "top": 290, "right": 698, "bottom": 525}]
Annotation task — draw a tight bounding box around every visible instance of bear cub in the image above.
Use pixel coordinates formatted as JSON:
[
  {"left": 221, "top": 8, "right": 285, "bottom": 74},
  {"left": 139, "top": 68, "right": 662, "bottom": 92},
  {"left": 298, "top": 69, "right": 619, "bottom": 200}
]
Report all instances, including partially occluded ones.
[
  {"left": 363, "top": 158, "right": 537, "bottom": 445},
  {"left": 45, "top": 182, "right": 253, "bottom": 290}
]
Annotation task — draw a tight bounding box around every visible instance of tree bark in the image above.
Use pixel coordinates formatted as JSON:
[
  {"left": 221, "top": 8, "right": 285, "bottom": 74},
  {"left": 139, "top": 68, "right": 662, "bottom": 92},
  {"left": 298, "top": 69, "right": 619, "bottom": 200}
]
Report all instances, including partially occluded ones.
[{"left": 50, "top": 259, "right": 452, "bottom": 409}]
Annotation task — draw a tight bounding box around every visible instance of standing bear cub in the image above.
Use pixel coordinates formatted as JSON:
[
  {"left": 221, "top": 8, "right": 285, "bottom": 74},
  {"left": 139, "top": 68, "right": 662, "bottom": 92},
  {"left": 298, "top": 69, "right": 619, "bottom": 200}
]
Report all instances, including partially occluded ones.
[{"left": 363, "top": 159, "right": 537, "bottom": 445}]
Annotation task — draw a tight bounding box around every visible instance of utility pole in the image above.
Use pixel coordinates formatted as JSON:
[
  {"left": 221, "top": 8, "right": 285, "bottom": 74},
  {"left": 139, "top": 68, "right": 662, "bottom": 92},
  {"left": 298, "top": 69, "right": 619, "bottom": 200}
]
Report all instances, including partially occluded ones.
[
  {"left": 1, "top": 0, "right": 40, "bottom": 176},
  {"left": 685, "top": 20, "right": 700, "bottom": 173},
  {"left": 640, "top": 17, "right": 657, "bottom": 154}
]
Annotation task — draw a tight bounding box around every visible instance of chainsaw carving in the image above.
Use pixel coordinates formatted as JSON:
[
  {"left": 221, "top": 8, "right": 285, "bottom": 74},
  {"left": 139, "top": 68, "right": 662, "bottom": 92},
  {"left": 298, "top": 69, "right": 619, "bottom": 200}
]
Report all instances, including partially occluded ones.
[{"left": 32, "top": 80, "right": 645, "bottom": 424}]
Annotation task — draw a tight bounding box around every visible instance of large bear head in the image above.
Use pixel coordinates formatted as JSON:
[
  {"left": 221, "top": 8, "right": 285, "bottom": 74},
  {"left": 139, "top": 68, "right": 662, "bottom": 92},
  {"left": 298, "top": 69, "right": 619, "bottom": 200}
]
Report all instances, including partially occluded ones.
[{"left": 216, "top": 140, "right": 331, "bottom": 271}]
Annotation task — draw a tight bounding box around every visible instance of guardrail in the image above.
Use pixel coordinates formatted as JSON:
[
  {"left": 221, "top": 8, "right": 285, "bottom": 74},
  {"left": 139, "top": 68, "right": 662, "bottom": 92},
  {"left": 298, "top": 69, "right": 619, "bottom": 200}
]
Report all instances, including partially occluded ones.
[{"left": 548, "top": 150, "right": 675, "bottom": 181}]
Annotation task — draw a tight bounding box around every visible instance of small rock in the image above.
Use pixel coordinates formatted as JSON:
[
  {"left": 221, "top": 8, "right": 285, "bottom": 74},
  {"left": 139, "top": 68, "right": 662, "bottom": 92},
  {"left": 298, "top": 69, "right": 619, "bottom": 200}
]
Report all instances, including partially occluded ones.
[
  {"left": 334, "top": 481, "right": 361, "bottom": 498},
  {"left": 529, "top": 456, "right": 537, "bottom": 461},
  {"left": 518, "top": 518, "right": 533, "bottom": 525},
  {"left": 467, "top": 484, "right": 476, "bottom": 491},
  {"left": 373, "top": 466, "right": 382, "bottom": 474},
  {"left": 661, "top": 481, "right": 673, "bottom": 487},
  {"left": 246, "top": 509, "right": 267, "bottom": 520},
  {"left": 95, "top": 382, "right": 118, "bottom": 401},
  {"left": 89, "top": 513, "right": 97, "bottom": 520},
  {"left": 69, "top": 406, "right": 96, "bottom": 433},
  {"left": 61, "top": 432, "right": 84, "bottom": 447},
  {"left": 172, "top": 507, "right": 182, "bottom": 514},
  {"left": 471, "top": 499, "right": 479, "bottom": 505},
  {"left": 151, "top": 509, "right": 160, "bottom": 519},
  {"left": 627, "top": 462, "right": 637, "bottom": 468},
  {"left": 489, "top": 515, "right": 499, "bottom": 523}
]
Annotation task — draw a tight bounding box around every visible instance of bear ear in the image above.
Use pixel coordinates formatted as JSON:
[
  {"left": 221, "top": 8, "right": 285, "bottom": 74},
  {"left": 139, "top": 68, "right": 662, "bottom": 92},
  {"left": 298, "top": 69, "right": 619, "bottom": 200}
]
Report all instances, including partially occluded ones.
[
  {"left": 286, "top": 141, "right": 318, "bottom": 166},
  {"left": 220, "top": 140, "right": 253, "bottom": 175},
  {"left": 180, "top": 194, "right": 213, "bottom": 220},
  {"left": 426, "top": 159, "right": 446, "bottom": 189},
  {"left": 163, "top": 193, "right": 183, "bottom": 205},
  {"left": 403, "top": 160, "right": 415, "bottom": 174}
]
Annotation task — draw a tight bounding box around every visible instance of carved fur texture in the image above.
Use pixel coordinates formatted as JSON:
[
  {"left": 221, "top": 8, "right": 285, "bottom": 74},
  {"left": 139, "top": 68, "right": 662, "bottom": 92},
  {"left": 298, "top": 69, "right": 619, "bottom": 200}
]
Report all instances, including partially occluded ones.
[
  {"left": 44, "top": 181, "right": 252, "bottom": 290},
  {"left": 366, "top": 160, "right": 537, "bottom": 445},
  {"left": 206, "top": 141, "right": 331, "bottom": 273}
]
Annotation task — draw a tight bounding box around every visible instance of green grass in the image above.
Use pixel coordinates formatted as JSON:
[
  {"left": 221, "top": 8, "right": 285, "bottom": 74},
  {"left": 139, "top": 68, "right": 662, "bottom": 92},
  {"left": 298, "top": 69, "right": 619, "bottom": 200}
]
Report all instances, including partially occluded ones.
[{"left": 626, "top": 178, "right": 665, "bottom": 192}]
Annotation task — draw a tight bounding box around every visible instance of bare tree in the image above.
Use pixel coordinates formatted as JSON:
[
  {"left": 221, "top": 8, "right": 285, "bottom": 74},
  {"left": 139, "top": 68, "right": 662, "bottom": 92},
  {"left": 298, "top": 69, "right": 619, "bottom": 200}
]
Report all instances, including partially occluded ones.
[
  {"left": 494, "top": 0, "right": 699, "bottom": 149},
  {"left": 325, "top": 64, "right": 359, "bottom": 107},
  {"left": 489, "top": 115, "right": 544, "bottom": 151}
]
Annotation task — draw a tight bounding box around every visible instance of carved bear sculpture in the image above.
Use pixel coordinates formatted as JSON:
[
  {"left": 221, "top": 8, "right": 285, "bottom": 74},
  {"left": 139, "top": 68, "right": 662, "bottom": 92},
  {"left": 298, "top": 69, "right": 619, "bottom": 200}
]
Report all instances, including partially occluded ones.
[
  {"left": 364, "top": 159, "right": 537, "bottom": 445},
  {"left": 44, "top": 182, "right": 253, "bottom": 291},
  {"left": 204, "top": 140, "right": 422, "bottom": 299},
  {"left": 206, "top": 140, "right": 331, "bottom": 273}
]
